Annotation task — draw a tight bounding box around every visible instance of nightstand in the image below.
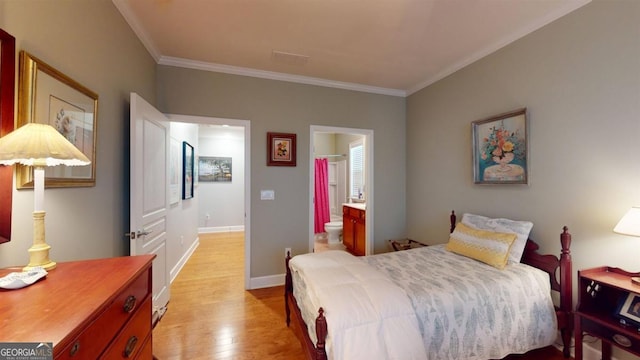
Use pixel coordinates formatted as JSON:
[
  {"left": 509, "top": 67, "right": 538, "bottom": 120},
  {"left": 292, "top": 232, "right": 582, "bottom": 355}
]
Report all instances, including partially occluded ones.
[
  {"left": 389, "top": 238, "right": 428, "bottom": 251},
  {"left": 575, "top": 266, "right": 640, "bottom": 360}
]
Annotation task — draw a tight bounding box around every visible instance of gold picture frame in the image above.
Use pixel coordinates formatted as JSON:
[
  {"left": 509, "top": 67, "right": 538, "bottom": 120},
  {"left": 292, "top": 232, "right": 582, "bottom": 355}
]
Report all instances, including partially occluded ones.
[{"left": 17, "top": 51, "right": 98, "bottom": 188}]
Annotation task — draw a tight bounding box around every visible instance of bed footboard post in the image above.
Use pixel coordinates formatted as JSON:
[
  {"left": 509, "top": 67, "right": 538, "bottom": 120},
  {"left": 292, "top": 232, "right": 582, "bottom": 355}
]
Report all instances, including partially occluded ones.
[
  {"left": 285, "top": 251, "right": 292, "bottom": 327},
  {"left": 559, "top": 226, "right": 573, "bottom": 358},
  {"left": 315, "top": 308, "right": 328, "bottom": 360}
]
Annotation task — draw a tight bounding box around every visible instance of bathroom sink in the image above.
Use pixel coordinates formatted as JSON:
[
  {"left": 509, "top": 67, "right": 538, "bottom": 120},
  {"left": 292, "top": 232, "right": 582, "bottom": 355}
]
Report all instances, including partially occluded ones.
[{"left": 344, "top": 203, "right": 366, "bottom": 210}]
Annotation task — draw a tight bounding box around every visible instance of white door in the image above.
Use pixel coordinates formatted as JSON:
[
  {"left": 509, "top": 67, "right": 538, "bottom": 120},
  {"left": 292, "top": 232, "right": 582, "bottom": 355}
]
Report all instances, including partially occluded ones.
[{"left": 129, "top": 93, "right": 170, "bottom": 320}]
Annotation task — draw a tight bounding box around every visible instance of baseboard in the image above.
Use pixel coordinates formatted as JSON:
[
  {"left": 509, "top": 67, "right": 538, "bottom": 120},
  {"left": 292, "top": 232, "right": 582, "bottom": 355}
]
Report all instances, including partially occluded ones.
[
  {"left": 582, "top": 340, "right": 622, "bottom": 360},
  {"left": 552, "top": 337, "right": 621, "bottom": 360},
  {"left": 249, "top": 273, "right": 285, "bottom": 290},
  {"left": 169, "top": 237, "right": 200, "bottom": 284},
  {"left": 198, "top": 225, "right": 244, "bottom": 233}
]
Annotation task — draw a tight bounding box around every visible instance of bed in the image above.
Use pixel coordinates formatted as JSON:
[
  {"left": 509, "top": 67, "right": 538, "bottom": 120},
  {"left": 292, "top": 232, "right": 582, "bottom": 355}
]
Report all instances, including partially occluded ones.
[{"left": 285, "top": 211, "right": 572, "bottom": 360}]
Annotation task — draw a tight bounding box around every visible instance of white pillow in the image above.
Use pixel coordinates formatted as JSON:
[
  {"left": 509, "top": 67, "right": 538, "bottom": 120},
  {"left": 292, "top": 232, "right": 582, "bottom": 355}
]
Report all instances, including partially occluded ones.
[{"left": 461, "top": 213, "right": 533, "bottom": 264}]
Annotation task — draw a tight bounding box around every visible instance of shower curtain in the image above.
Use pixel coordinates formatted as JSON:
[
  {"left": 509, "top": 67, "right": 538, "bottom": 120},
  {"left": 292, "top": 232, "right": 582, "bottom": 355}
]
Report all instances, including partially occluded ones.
[{"left": 314, "top": 158, "right": 331, "bottom": 234}]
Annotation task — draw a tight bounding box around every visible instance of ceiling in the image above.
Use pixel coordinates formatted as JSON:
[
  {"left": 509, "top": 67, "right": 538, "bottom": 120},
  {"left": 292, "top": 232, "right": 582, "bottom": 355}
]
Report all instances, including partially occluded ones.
[{"left": 113, "top": 0, "right": 591, "bottom": 97}]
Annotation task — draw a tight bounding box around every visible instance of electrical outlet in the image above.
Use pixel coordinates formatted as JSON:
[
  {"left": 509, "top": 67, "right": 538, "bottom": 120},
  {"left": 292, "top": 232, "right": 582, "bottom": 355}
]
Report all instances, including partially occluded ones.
[{"left": 285, "top": 247, "right": 292, "bottom": 258}]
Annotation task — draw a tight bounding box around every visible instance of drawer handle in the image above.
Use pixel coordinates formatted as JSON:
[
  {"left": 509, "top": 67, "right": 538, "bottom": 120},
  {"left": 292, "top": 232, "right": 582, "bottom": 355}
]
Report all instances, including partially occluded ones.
[
  {"left": 123, "top": 335, "right": 138, "bottom": 358},
  {"left": 123, "top": 295, "right": 137, "bottom": 313},
  {"left": 69, "top": 340, "right": 80, "bottom": 357},
  {"left": 613, "top": 334, "right": 632, "bottom": 347}
]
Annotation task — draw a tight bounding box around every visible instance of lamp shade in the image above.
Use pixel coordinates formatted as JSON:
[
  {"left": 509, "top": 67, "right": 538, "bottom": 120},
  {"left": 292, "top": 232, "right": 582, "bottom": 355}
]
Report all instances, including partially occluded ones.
[
  {"left": 0, "top": 123, "right": 90, "bottom": 167},
  {"left": 613, "top": 207, "right": 640, "bottom": 237}
]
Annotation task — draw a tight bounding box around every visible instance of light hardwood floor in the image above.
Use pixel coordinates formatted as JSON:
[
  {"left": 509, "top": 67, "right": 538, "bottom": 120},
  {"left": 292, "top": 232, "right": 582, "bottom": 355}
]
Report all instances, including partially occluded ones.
[
  {"left": 153, "top": 232, "right": 571, "bottom": 360},
  {"left": 152, "top": 232, "right": 304, "bottom": 359}
]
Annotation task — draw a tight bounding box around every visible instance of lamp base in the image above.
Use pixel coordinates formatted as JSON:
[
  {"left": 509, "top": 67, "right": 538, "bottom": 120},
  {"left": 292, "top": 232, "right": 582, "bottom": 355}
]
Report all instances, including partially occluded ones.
[
  {"left": 23, "top": 210, "right": 56, "bottom": 272},
  {"left": 632, "top": 277, "right": 640, "bottom": 286},
  {"left": 23, "top": 260, "right": 56, "bottom": 272},
  {"left": 23, "top": 241, "right": 57, "bottom": 271}
]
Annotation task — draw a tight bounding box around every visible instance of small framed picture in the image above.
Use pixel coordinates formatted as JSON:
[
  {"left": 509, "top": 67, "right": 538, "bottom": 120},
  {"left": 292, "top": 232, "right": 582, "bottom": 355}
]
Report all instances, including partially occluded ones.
[
  {"left": 267, "top": 132, "right": 296, "bottom": 166},
  {"left": 616, "top": 292, "right": 640, "bottom": 328}
]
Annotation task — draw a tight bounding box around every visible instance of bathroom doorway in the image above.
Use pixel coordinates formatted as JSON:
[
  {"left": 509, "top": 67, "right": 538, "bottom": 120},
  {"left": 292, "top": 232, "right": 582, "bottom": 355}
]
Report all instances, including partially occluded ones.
[{"left": 308, "top": 125, "right": 373, "bottom": 255}]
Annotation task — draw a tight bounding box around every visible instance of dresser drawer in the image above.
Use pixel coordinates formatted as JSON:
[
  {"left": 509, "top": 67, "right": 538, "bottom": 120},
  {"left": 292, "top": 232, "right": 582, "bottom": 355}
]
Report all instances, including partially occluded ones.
[
  {"left": 57, "top": 268, "right": 151, "bottom": 359},
  {"left": 137, "top": 335, "right": 153, "bottom": 360},
  {"left": 581, "top": 317, "right": 640, "bottom": 354},
  {"left": 101, "top": 296, "right": 152, "bottom": 359}
]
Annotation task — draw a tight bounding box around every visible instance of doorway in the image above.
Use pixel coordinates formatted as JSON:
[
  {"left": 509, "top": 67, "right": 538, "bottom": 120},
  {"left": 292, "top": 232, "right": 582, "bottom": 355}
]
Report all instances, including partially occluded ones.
[
  {"left": 309, "top": 125, "right": 373, "bottom": 255},
  {"left": 168, "top": 114, "right": 251, "bottom": 289}
]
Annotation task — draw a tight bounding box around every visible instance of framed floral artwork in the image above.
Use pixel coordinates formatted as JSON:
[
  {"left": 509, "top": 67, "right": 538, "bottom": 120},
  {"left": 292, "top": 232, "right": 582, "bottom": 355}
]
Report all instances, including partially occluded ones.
[
  {"left": 16, "top": 51, "right": 98, "bottom": 188},
  {"left": 472, "top": 108, "right": 528, "bottom": 185},
  {"left": 267, "top": 132, "right": 296, "bottom": 167}
]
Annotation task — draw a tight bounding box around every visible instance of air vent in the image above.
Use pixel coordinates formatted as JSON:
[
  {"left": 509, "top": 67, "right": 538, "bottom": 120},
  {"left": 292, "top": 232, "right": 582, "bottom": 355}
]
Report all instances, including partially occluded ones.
[{"left": 271, "top": 50, "right": 309, "bottom": 66}]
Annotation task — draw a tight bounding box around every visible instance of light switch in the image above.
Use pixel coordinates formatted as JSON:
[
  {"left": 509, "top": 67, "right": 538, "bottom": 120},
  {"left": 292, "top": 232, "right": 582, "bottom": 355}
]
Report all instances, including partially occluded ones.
[{"left": 260, "top": 190, "right": 275, "bottom": 200}]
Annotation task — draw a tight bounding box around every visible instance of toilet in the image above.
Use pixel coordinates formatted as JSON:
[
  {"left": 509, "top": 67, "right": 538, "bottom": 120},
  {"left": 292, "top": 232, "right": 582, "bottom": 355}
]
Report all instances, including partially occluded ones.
[{"left": 324, "top": 216, "right": 343, "bottom": 244}]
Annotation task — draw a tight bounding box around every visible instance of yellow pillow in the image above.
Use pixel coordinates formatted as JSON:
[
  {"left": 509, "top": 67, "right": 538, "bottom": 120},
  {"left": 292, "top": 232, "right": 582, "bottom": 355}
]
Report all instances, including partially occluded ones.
[{"left": 446, "top": 222, "right": 517, "bottom": 269}]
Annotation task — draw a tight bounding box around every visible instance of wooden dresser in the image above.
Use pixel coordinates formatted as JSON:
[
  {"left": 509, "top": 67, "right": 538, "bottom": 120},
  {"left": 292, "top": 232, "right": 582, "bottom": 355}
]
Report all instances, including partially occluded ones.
[{"left": 0, "top": 255, "right": 155, "bottom": 359}]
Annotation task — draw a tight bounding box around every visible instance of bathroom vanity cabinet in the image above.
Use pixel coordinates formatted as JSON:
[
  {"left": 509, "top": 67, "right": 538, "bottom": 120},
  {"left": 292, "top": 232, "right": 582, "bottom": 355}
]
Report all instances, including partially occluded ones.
[{"left": 343, "top": 204, "right": 365, "bottom": 256}]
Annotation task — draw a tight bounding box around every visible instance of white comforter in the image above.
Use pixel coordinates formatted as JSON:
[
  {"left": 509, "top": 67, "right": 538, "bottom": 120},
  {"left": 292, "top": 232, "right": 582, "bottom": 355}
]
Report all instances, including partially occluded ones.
[
  {"left": 364, "top": 245, "right": 558, "bottom": 360},
  {"left": 289, "top": 250, "right": 427, "bottom": 360},
  {"left": 290, "top": 246, "right": 558, "bottom": 360}
]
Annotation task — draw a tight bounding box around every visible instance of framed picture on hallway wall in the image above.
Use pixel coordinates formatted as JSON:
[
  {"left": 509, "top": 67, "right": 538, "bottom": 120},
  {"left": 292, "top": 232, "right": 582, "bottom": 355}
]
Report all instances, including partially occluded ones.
[
  {"left": 199, "top": 156, "right": 232, "bottom": 182},
  {"left": 182, "top": 141, "right": 194, "bottom": 199},
  {"left": 472, "top": 108, "right": 529, "bottom": 185},
  {"left": 267, "top": 132, "right": 296, "bottom": 166}
]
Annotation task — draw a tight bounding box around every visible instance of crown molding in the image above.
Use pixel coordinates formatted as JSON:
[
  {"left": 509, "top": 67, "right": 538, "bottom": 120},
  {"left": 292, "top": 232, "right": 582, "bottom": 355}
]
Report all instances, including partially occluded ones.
[
  {"left": 112, "top": 0, "right": 161, "bottom": 62},
  {"left": 114, "top": 0, "right": 404, "bottom": 97},
  {"left": 158, "top": 56, "right": 407, "bottom": 97},
  {"left": 114, "top": 0, "right": 590, "bottom": 98}
]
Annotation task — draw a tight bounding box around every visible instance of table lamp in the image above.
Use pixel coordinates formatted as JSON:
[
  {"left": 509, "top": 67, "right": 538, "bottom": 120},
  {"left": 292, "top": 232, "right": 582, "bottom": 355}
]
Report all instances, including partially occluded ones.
[
  {"left": 613, "top": 206, "right": 640, "bottom": 285},
  {"left": 0, "top": 123, "right": 90, "bottom": 271}
]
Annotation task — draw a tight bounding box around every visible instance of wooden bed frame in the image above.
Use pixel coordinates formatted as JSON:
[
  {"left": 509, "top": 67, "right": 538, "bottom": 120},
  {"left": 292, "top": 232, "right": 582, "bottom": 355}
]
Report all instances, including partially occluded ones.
[{"left": 285, "top": 211, "right": 573, "bottom": 359}]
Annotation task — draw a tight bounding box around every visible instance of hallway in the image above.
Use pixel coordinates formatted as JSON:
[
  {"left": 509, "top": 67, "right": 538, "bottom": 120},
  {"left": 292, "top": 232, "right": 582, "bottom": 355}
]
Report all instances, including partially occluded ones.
[{"left": 152, "top": 232, "right": 304, "bottom": 359}]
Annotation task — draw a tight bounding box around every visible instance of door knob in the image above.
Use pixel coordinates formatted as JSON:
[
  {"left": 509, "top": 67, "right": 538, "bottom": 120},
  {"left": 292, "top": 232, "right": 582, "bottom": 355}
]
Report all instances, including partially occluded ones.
[{"left": 125, "top": 229, "right": 152, "bottom": 239}]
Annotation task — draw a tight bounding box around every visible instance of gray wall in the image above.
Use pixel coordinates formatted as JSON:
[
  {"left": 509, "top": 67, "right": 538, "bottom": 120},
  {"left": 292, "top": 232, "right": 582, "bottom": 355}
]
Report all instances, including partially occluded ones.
[
  {"left": 165, "top": 121, "right": 200, "bottom": 281},
  {"left": 0, "top": 0, "right": 156, "bottom": 267},
  {"left": 407, "top": 0, "right": 640, "bottom": 299},
  {"left": 197, "top": 125, "right": 245, "bottom": 231},
  {"left": 157, "top": 67, "right": 406, "bottom": 277}
]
